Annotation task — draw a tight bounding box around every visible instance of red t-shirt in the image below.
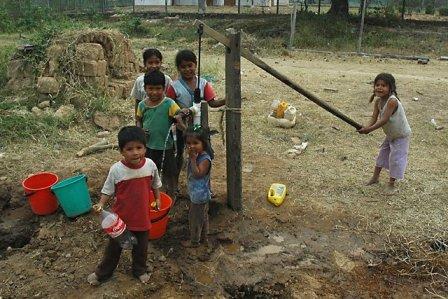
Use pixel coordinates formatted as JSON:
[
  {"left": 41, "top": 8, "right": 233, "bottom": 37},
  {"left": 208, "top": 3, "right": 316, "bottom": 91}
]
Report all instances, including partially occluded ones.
[{"left": 101, "top": 158, "right": 162, "bottom": 231}]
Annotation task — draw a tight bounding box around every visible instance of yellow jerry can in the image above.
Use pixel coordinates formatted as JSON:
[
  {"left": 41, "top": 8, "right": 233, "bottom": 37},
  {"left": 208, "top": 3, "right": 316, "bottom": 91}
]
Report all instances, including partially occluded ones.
[
  {"left": 267, "top": 183, "right": 287, "bottom": 206},
  {"left": 276, "top": 101, "right": 288, "bottom": 118}
]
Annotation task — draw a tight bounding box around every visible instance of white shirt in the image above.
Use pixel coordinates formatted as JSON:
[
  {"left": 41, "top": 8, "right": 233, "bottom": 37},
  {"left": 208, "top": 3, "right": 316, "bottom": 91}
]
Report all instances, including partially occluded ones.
[{"left": 130, "top": 74, "right": 173, "bottom": 102}]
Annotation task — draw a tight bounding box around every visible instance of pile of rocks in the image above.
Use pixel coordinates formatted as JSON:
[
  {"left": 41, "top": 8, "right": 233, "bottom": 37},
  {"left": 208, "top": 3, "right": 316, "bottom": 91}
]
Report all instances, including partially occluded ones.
[{"left": 6, "top": 30, "right": 137, "bottom": 102}]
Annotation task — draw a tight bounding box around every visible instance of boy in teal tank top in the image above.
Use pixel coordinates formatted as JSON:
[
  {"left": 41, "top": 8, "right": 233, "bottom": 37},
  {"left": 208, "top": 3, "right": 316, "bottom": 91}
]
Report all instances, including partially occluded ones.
[{"left": 136, "top": 70, "right": 184, "bottom": 199}]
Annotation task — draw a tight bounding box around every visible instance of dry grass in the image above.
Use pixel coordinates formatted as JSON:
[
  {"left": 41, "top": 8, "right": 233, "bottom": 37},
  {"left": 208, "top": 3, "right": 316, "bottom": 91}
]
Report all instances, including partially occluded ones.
[{"left": 181, "top": 48, "right": 448, "bottom": 280}]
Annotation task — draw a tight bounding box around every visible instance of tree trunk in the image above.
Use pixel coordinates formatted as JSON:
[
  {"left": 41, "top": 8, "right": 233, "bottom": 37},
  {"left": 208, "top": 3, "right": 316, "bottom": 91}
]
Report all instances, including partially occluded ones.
[{"left": 328, "top": 0, "right": 349, "bottom": 16}]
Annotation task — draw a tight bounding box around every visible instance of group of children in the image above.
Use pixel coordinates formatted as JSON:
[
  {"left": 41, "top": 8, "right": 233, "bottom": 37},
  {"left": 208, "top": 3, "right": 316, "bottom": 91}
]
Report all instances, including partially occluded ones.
[
  {"left": 87, "top": 47, "right": 412, "bottom": 285},
  {"left": 88, "top": 48, "right": 223, "bottom": 285}
]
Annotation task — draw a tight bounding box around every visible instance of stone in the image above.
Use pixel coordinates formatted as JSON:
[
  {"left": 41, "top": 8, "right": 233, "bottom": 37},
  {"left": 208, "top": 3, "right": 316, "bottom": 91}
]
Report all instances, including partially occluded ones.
[
  {"left": 46, "top": 44, "right": 65, "bottom": 58},
  {"left": 122, "top": 80, "right": 134, "bottom": 97},
  {"left": 75, "top": 43, "right": 105, "bottom": 61},
  {"left": 93, "top": 111, "right": 120, "bottom": 131},
  {"left": 46, "top": 60, "right": 59, "bottom": 76},
  {"left": 242, "top": 164, "right": 253, "bottom": 173},
  {"left": 96, "top": 131, "right": 110, "bottom": 138},
  {"left": 55, "top": 105, "right": 75, "bottom": 119},
  {"left": 31, "top": 106, "right": 43, "bottom": 116},
  {"left": 108, "top": 82, "right": 125, "bottom": 99},
  {"left": 291, "top": 137, "right": 301, "bottom": 144},
  {"left": 79, "top": 75, "right": 108, "bottom": 89},
  {"left": 6, "top": 77, "right": 34, "bottom": 91},
  {"left": 333, "top": 250, "right": 355, "bottom": 272},
  {"left": 37, "top": 77, "right": 60, "bottom": 94},
  {"left": 7, "top": 59, "right": 26, "bottom": 79},
  {"left": 37, "top": 101, "right": 51, "bottom": 109},
  {"left": 75, "top": 60, "right": 107, "bottom": 77}
]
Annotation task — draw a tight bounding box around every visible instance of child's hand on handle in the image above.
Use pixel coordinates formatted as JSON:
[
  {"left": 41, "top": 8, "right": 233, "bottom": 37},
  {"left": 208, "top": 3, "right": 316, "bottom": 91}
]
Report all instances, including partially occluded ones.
[
  {"left": 92, "top": 203, "right": 104, "bottom": 213},
  {"left": 93, "top": 194, "right": 110, "bottom": 213},
  {"left": 153, "top": 188, "right": 162, "bottom": 211},
  {"left": 155, "top": 197, "right": 162, "bottom": 211},
  {"left": 357, "top": 126, "right": 372, "bottom": 134}
]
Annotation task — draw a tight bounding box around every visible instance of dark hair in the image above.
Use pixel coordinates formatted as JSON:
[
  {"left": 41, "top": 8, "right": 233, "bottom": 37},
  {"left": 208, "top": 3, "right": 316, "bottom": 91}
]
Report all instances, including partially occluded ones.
[
  {"left": 144, "top": 69, "right": 166, "bottom": 87},
  {"left": 175, "top": 49, "right": 197, "bottom": 68},
  {"left": 370, "top": 73, "right": 398, "bottom": 103},
  {"left": 118, "top": 126, "right": 146, "bottom": 150},
  {"left": 184, "top": 126, "right": 210, "bottom": 153},
  {"left": 143, "top": 48, "right": 163, "bottom": 65}
]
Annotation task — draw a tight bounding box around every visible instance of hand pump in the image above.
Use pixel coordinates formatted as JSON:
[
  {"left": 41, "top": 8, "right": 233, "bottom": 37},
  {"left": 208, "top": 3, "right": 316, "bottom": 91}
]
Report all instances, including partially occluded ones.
[{"left": 191, "top": 23, "right": 204, "bottom": 127}]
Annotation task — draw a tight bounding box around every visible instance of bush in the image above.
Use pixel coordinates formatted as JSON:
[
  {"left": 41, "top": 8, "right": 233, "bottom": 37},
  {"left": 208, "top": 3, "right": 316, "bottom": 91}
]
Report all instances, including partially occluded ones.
[
  {"left": 120, "top": 15, "right": 149, "bottom": 36},
  {"left": 425, "top": 4, "right": 435, "bottom": 14},
  {"left": 0, "top": 9, "right": 13, "bottom": 33},
  {"left": 439, "top": 7, "right": 448, "bottom": 16},
  {"left": 0, "top": 46, "right": 15, "bottom": 88}
]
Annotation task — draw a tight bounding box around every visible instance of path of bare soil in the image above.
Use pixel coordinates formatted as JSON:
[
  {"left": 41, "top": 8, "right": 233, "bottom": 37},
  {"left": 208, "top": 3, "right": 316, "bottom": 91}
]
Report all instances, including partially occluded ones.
[{"left": 0, "top": 51, "right": 447, "bottom": 298}]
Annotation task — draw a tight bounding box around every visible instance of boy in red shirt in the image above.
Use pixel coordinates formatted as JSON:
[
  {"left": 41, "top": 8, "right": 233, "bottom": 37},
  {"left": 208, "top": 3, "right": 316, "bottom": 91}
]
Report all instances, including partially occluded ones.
[{"left": 87, "top": 126, "right": 161, "bottom": 285}]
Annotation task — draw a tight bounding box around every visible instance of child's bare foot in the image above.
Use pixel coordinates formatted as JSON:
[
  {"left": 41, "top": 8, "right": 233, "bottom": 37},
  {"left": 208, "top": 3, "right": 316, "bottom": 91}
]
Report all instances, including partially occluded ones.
[
  {"left": 87, "top": 273, "right": 100, "bottom": 286},
  {"left": 138, "top": 273, "right": 151, "bottom": 284},
  {"left": 385, "top": 184, "right": 398, "bottom": 195},
  {"left": 365, "top": 177, "right": 379, "bottom": 186}
]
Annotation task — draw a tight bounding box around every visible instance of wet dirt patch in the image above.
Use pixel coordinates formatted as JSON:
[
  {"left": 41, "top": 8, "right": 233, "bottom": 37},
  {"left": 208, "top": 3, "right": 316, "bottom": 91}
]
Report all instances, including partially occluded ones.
[
  {"left": 0, "top": 189, "right": 39, "bottom": 257},
  {"left": 224, "top": 282, "right": 290, "bottom": 298}
]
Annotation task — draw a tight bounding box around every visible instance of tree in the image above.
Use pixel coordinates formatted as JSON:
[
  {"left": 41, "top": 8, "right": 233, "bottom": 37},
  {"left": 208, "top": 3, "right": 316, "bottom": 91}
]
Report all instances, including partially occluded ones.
[{"left": 328, "top": 0, "right": 349, "bottom": 16}]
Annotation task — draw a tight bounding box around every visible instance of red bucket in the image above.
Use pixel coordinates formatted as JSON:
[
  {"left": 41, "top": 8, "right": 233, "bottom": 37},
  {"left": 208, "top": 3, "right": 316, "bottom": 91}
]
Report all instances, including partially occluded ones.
[
  {"left": 22, "top": 172, "right": 59, "bottom": 215},
  {"left": 149, "top": 192, "right": 173, "bottom": 240}
]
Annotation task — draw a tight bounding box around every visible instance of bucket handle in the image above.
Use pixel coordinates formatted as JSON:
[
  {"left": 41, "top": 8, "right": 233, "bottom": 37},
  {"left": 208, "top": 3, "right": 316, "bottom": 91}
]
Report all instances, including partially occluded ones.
[{"left": 151, "top": 209, "right": 170, "bottom": 224}]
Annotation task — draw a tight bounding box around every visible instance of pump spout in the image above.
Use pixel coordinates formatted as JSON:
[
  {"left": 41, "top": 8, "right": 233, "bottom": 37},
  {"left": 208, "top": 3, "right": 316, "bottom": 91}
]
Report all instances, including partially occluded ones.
[{"left": 189, "top": 102, "right": 202, "bottom": 126}]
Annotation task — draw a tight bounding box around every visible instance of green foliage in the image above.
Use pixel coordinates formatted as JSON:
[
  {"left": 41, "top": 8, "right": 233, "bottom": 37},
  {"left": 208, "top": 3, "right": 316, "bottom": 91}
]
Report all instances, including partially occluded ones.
[
  {"left": 439, "top": 7, "right": 448, "bottom": 16},
  {"left": 425, "top": 4, "right": 435, "bottom": 14},
  {"left": 119, "top": 16, "right": 197, "bottom": 41},
  {"left": 0, "top": 9, "right": 13, "bottom": 33},
  {"left": 17, "top": 26, "right": 59, "bottom": 77},
  {"left": 384, "top": 3, "right": 398, "bottom": 19},
  {"left": 120, "top": 15, "right": 150, "bottom": 36},
  {"left": 0, "top": 0, "right": 78, "bottom": 33},
  {"left": 0, "top": 46, "right": 14, "bottom": 88},
  {"left": 290, "top": 13, "right": 353, "bottom": 51}
]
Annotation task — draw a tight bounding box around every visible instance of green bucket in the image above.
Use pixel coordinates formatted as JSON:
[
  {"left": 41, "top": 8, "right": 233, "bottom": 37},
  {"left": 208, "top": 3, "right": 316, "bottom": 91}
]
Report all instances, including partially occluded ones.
[{"left": 51, "top": 174, "right": 92, "bottom": 218}]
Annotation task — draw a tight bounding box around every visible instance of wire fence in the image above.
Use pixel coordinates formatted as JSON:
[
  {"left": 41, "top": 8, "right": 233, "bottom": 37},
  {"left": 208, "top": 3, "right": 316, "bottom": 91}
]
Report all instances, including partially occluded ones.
[
  {"left": 2, "top": 0, "right": 447, "bottom": 16},
  {"left": 3, "top": 0, "right": 133, "bottom": 15}
]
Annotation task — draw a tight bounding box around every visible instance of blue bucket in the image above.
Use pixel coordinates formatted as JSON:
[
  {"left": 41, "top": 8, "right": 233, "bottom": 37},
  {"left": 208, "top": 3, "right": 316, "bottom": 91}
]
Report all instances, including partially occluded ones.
[{"left": 51, "top": 174, "right": 92, "bottom": 218}]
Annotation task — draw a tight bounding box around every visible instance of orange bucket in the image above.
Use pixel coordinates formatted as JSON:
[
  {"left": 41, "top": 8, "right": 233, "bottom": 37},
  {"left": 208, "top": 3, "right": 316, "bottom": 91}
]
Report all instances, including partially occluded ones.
[
  {"left": 22, "top": 172, "right": 59, "bottom": 215},
  {"left": 149, "top": 192, "right": 173, "bottom": 240}
]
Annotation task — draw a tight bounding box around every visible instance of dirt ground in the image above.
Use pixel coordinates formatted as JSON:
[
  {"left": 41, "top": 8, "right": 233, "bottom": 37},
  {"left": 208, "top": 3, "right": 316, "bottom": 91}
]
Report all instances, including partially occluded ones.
[{"left": 0, "top": 48, "right": 447, "bottom": 298}]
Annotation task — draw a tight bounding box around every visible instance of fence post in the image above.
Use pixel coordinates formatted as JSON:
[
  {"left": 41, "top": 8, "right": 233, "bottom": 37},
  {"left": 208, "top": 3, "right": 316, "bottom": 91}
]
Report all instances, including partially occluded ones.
[
  {"left": 357, "top": 0, "right": 367, "bottom": 53},
  {"left": 289, "top": 1, "right": 298, "bottom": 50},
  {"left": 225, "top": 29, "right": 242, "bottom": 211},
  {"left": 401, "top": 0, "right": 406, "bottom": 19}
]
